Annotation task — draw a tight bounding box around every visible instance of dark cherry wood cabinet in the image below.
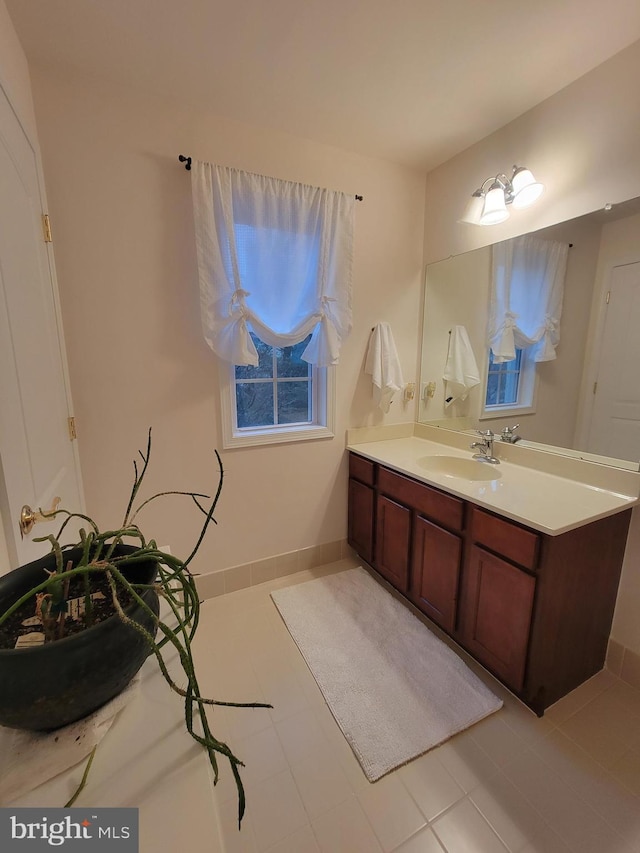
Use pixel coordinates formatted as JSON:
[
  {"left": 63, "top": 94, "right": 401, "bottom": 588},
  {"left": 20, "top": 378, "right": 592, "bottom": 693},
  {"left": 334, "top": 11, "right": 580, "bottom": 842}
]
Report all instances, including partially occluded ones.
[
  {"left": 409, "top": 516, "right": 461, "bottom": 634},
  {"left": 347, "top": 455, "right": 376, "bottom": 565},
  {"left": 348, "top": 478, "right": 374, "bottom": 564},
  {"left": 375, "top": 495, "right": 411, "bottom": 593},
  {"left": 347, "top": 451, "right": 632, "bottom": 715},
  {"left": 459, "top": 545, "right": 535, "bottom": 692}
]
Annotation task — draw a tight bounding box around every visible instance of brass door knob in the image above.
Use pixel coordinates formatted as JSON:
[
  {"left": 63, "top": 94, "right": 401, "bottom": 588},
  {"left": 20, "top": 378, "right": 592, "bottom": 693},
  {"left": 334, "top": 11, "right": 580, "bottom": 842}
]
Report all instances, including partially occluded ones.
[
  {"left": 19, "top": 505, "right": 37, "bottom": 538},
  {"left": 19, "top": 497, "right": 61, "bottom": 539}
]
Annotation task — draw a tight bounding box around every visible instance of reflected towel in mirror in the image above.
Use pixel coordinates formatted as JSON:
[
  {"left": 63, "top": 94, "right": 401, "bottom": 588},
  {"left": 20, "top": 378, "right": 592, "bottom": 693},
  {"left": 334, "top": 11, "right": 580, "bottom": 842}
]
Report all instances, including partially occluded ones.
[{"left": 444, "top": 325, "right": 480, "bottom": 406}]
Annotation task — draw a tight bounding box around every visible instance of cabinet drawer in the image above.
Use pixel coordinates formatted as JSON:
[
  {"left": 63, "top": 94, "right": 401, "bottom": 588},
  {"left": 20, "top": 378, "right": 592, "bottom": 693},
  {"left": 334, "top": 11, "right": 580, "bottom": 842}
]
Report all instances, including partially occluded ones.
[
  {"left": 349, "top": 453, "right": 375, "bottom": 486},
  {"left": 378, "top": 467, "right": 464, "bottom": 531},
  {"left": 471, "top": 507, "right": 539, "bottom": 570}
]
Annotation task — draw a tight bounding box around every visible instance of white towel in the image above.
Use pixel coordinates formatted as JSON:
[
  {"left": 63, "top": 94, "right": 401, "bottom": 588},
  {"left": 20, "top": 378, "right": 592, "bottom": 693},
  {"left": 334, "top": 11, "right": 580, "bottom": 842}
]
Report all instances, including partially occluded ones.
[
  {"left": 443, "top": 325, "right": 481, "bottom": 406},
  {"left": 365, "top": 323, "right": 404, "bottom": 413}
]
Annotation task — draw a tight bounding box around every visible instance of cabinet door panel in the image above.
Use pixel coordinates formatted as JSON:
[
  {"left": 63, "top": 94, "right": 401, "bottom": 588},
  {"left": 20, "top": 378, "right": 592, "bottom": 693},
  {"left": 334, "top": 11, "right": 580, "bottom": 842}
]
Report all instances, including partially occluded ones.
[
  {"left": 461, "top": 546, "right": 535, "bottom": 691},
  {"left": 348, "top": 479, "right": 374, "bottom": 563},
  {"left": 375, "top": 495, "right": 411, "bottom": 593},
  {"left": 410, "top": 516, "right": 461, "bottom": 633}
]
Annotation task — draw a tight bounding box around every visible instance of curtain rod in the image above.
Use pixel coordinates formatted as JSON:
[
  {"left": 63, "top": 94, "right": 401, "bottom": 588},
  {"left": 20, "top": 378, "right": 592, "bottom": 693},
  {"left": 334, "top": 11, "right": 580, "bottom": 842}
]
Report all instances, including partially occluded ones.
[{"left": 178, "top": 155, "right": 363, "bottom": 201}]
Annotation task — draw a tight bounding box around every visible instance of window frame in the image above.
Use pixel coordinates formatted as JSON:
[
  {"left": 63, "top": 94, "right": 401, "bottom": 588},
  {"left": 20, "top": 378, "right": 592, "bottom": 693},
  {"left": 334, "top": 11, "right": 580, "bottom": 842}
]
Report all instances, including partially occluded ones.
[
  {"left": 479, "top": 346, "right": 538, "bottom": 420},
  {"left": 219, "top": 345, "right": 335, "bottom": 449}
]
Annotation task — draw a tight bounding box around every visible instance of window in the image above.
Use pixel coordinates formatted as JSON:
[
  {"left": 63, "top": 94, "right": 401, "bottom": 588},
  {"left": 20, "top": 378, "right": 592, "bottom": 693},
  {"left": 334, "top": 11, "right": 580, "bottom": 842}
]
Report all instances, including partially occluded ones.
[
  {"left": 481, "top": 347, "right": 536, "bottom": 418},
  {"left": 189, "top": 161, "right": 353, "bottom": 448},
  {"left": 221, "top": 332, "right": 333, "bottom": 447},
  {"left": 486, "top": 348, "right": 523, "bottom": 407},
  {"left": 235, "top": 334, "right": 312, "bottom": 429}
]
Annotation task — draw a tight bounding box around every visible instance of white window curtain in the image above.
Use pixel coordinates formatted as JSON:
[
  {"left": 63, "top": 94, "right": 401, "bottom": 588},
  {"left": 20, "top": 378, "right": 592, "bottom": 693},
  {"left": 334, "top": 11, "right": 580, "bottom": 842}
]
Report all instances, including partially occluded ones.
[
  {"left": 488, "top": 234, "right": 568, "bottom": 363},
  {"left": 190, "top": 160, "right": 354, "bottom": 367}
]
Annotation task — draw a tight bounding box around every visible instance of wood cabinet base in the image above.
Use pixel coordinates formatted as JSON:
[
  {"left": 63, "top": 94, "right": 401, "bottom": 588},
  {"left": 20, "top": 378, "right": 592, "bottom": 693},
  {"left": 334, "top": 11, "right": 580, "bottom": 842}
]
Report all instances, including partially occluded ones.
[{"left": 348, "top": 452, "right": 631, "bottom": 716}]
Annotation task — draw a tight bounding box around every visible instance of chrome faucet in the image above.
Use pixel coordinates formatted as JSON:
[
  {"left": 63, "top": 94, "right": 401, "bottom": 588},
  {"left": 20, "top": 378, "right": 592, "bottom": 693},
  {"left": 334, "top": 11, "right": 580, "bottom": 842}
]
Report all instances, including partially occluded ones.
[
  {"left": 499, "top": 423, "right": 521, "bottom": 444},
  {"left": 470, "top": 430, "right": 500, "bottom": 464}
]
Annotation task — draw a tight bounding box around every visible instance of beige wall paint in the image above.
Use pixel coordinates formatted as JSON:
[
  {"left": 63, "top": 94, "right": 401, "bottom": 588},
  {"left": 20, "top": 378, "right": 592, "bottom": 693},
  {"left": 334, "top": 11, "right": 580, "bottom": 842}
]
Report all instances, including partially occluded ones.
[
  {"left": 423, "top": 38, "right": 640, "bottom": 654},
  {"left": 29, "top": 68, "right": 425, "bottom": 574},
  {"left": 424, "top": 39, "right": 640, "bottom": 265}
]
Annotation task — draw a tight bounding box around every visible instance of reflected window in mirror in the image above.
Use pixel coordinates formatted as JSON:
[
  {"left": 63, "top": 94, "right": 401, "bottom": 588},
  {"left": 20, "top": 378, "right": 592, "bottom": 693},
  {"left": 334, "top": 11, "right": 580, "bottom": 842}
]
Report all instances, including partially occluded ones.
[{"left": 482, "top": 347, "right": 536, "bottom": 418}]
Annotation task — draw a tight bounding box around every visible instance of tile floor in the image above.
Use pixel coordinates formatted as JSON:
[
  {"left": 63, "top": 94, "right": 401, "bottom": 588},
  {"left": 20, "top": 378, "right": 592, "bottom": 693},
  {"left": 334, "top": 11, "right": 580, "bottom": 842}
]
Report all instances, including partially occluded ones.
[{"left": 191, "top": 559, "right": 640, "bottom": 853}]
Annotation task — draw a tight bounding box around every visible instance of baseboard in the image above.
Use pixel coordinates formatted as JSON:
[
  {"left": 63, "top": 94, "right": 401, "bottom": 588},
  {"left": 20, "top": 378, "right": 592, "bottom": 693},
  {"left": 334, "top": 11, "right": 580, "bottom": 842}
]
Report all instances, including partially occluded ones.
[
  {"left": 195, "top": 539, "right": 355, "bottom": 599},
  {"left": 606, "top": 637, "right": 640, "bottom": 691}
]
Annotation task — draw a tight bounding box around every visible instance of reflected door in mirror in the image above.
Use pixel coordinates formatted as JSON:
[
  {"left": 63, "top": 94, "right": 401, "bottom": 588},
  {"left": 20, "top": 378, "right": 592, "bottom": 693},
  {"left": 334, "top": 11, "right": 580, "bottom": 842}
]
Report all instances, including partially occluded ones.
[{"left": 587, "top": 261, "right": 640, "bottom": 460}]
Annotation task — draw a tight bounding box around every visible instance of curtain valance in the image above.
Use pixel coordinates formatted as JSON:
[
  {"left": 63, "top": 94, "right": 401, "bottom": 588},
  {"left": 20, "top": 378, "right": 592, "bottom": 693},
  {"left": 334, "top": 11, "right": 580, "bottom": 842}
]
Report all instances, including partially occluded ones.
[
  {"left": 190, "top": 161, "right": 354, "bottom": 367},
  {"left": 488, "top": 234, "right": 568, "bottom": 363}
]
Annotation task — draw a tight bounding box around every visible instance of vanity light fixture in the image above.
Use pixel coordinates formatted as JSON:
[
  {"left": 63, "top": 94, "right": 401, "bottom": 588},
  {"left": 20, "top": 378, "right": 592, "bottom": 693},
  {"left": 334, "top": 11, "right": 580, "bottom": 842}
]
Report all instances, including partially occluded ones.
[{"left": 459, "top": 165, "right": 544, "bottom": 226}]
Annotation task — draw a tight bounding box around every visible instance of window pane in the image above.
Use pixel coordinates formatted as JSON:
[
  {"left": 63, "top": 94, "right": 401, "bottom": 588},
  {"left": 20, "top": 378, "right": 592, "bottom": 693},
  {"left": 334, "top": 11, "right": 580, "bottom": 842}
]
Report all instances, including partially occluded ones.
[
  {"left": 486, "top": 372, "right": 499, "bottom": 406},
  {"left": 277, "top": 380, "right": 311, "bottom": 424},
  {"left": 236, "top": 382, "right": 274, "bottom": 428},
  {"left": 501, "top": 370, "right": 520, "bottom": 404},
  {"left": 277, "top": 335, "right": 312, "bottom": 378},
  {"left": 235, "top": 333, "right": 273, "bottom": 379},
  {"left": 486, "top": 348, "right": 524, "bottom": 408}
]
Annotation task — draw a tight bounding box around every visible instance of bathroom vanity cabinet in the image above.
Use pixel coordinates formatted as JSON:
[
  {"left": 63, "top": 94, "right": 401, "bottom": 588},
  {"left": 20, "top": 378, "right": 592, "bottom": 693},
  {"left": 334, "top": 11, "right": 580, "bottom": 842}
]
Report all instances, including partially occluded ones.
[{"left": 347, "top": 451, "right": 632, "bottom": 715}]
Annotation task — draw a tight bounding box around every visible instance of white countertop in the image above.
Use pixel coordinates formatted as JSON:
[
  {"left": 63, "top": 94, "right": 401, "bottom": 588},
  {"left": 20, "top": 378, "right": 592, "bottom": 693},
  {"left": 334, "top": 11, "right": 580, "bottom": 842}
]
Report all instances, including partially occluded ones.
[{"left": 347, "top": 435, "right": 639, "bottom": 535}]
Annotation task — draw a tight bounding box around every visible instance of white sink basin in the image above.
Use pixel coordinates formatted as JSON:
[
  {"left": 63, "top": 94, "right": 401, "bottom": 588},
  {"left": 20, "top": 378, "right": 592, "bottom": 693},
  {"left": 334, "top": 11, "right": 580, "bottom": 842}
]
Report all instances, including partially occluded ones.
[{"left": 418, "top": 455, "right": 502, "bottom": 482}]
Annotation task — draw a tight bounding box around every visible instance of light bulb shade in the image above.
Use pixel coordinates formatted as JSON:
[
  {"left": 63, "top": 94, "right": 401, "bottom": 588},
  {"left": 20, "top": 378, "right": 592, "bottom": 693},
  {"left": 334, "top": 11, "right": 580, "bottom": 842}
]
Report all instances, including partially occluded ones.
[
  {"left": 511, "top": 167, "right": 544, "bottom": 209},
  {"left": 458, "top": 192, "right": 484, "bottom": 225},
  {"left": 480, "top": 186, "right": 509, "bottom": 225}
]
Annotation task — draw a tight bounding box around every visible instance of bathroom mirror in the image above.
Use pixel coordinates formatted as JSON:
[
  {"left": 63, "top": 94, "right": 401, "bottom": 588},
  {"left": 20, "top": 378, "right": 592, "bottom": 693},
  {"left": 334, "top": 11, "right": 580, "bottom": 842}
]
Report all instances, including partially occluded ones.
[{"left": 418, "top": 196, "right": 640, "bottom": 470}]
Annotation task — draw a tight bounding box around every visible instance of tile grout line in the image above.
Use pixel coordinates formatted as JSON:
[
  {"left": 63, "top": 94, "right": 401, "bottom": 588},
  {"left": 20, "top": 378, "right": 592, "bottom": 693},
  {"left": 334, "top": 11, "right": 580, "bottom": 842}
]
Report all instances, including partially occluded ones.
[{"left": 529, "top": 728, "right": 640, "bottom": 838}]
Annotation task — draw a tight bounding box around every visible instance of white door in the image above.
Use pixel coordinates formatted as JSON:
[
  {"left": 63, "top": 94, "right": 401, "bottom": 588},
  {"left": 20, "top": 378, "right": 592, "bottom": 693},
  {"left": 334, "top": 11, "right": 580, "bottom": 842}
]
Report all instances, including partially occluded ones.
[
  {"left": 586, "top": 262, "right": 640, "bottom": 462},
  {"left": 0, "top": 82, "right": 83, "bottom": 571}
]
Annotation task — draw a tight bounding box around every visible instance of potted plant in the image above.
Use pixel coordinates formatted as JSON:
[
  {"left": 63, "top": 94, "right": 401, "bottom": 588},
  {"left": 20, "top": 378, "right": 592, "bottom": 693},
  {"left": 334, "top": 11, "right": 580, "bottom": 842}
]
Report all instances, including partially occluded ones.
[{"left": 0, "top": 430, "right": 268, "bottom": 825}]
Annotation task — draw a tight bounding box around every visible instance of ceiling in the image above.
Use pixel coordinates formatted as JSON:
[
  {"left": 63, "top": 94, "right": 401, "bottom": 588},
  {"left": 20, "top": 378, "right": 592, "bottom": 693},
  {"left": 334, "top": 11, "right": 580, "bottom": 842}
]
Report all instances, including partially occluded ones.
[{"left": 7, "top": 0, "right": 640, "bottom": 171}]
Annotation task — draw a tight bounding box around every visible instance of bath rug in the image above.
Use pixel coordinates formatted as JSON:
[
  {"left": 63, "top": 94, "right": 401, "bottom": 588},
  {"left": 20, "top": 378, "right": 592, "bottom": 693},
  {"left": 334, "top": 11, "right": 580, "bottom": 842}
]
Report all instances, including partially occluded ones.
[{"left": 271, "top": 567, "right": 502, "bottom": 781}]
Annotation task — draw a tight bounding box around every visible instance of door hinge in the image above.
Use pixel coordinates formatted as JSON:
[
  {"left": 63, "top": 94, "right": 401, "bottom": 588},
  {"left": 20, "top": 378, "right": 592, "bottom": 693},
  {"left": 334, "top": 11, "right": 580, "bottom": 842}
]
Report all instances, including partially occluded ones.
[
  {"left": 68, "top": 416, "right": 77, "bottom": 440},
  {"left": 42, "top": 213, "right": 52, "bottom": 243},
  {"left": 606, "top": 290, "right": 611, "bottom": 304},
  {"left": 593, "top": 381, "right": 598, "bottom": 395}
]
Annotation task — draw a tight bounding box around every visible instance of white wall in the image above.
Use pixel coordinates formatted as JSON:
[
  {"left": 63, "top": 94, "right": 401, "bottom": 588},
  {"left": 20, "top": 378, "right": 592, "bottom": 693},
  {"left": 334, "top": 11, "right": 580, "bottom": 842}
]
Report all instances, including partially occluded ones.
[
  {"left": 28, "top": 67, "right": 425, "bottom": 574},
  {"left": 424, "top": 38, "right": 640, "bottom": 654}
]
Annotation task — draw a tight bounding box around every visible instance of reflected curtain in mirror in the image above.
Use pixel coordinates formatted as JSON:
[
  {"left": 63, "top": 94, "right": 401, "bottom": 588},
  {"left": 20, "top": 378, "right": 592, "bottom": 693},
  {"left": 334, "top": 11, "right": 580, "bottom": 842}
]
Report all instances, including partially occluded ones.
[{"left": 488, "top": 235, "right": 568, "bottom": 363}]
